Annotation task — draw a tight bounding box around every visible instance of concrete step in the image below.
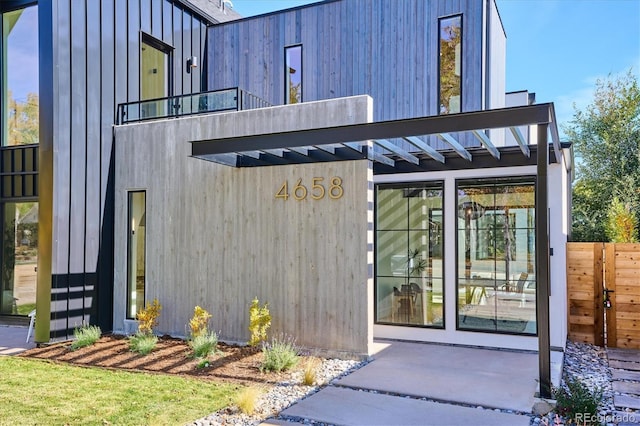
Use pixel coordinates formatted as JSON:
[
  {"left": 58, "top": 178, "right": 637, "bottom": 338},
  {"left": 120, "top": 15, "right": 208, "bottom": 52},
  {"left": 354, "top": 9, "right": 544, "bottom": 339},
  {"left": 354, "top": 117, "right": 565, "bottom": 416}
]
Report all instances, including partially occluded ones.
[
  {"left": 612, "top": 411, "right": 640, "bottom": 425},
  {"left": 609, "top": 348, "right": 640, "bottom": 364},
  {"left": 615, "top": 394, "right": 640, "bottom": 411},
  {"left": 279, "top": 386, "right": 531, "bottom": 426},
  {"left": 611, "top": 360, "right": 640, "bottom": 371},
  {"left": 614, "top": 381, "right": 640, "bottom": 396},
  {"left": 260, "top": 419, "right": 305, "bottom": 425},
  {"left": 613, "top": 370, "right": 640, "bottom": 382}
]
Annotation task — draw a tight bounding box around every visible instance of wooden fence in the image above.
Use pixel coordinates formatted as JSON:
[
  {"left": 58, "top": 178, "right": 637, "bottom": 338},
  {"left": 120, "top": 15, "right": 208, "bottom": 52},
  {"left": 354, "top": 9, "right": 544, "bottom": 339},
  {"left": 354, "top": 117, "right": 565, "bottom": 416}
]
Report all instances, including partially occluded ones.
[{"left": 567, "top": 243, "right": 640, "bottom": 349}]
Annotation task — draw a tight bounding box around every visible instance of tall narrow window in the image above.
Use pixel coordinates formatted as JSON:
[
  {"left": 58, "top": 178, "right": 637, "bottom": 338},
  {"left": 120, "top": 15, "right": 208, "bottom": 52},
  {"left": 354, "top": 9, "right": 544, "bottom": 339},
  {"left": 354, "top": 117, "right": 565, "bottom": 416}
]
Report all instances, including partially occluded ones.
[
  {"left": 2, "top": 5, "right": 39, "bottom": 146},
  {"left": 140, "top": 34, "right": 172, "bottom": 119},
  {"left": 375, "top": 182, "right": 444, "bottom": 328},
  {"left": 438, "top": 15, "right": 462, "bottom": 114},
  {"left": 456, "top": 179, "right": 536, "bottom": 335},
  {"left": 285, "top": 45, "right": 302, "bottom": 104},
  {"left": 0, "top": 201, "right": 38, "bottom": 315},
  {"left": 127, "top": 191, "right": 146, "bottom": 319}
]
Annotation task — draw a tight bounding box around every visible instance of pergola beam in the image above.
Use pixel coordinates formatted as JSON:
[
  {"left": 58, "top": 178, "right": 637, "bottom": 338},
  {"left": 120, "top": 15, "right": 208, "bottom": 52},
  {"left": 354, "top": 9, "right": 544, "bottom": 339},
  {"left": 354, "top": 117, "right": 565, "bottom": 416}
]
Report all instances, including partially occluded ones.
[
  {"left": 191, "top": 103, "right": 556, "bottom": 157},
  {"left": 374, "top": 139, "right": 419, "bottom": 165},
  {"left": 509, "top": 127, "right": 531, "bottom": 158},
  {"left": 471, "top": 130, "right": 500, "bottom": 159},
  {"left": 402, "top": 136, "right": 445, "bottom": 163},
  {"left": 437, "top": 133, "right": 472, "bottom": 161}
]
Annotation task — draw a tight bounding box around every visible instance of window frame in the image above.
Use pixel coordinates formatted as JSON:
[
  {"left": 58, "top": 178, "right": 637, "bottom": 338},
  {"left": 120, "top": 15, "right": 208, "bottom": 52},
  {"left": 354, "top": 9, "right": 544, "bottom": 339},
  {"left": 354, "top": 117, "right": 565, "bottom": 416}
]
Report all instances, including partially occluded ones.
[
  {"left": 437, "top": 14, "right": 463, "bottom": 115},
  {"left": 284, "top": 44, "right": 303, "bottom": 104},
  {"left": 374, "top": 181, "right": 446, "bottom": 329},
  {"left": 126, "top": 190, "right": 147, "bottom": 320},
  {"left": 454, "top": 177, "right": 537, "bottom": 336}
]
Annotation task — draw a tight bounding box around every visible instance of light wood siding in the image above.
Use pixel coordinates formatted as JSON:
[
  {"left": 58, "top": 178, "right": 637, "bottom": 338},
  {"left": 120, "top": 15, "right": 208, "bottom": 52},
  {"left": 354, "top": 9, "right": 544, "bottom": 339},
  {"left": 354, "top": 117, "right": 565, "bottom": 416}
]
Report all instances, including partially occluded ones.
[
  {"left": 38, "top": 0, "right": 211, "bottom": 340},
  {"left": 208, "top": 0, "right": 486, "bottom": 150},
  {"left": 114, "top": 97, "right": 374, "bottom": 356}
]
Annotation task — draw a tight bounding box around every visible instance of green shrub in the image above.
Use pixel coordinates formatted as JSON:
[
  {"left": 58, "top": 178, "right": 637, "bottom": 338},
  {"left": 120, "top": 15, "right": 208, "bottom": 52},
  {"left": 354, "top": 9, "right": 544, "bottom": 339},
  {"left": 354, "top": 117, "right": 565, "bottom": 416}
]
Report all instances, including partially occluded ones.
[
  {"left": 248, "top": 298, "right": 271, "bottom": 347},
  {"left": 129, "top": 332, "right": 158, "bottom": 355},
  {"left": 554, "top": 378, "right": 603, "bottom": 425},
  {"left": 189, "top": 331, "right": 218, "bottom": 358},
  {"left": 70, "top": 325, "right": 102, "bottom": 350},
  {"left": 260, "top": 335, "right": 299, "bottom": 372}
]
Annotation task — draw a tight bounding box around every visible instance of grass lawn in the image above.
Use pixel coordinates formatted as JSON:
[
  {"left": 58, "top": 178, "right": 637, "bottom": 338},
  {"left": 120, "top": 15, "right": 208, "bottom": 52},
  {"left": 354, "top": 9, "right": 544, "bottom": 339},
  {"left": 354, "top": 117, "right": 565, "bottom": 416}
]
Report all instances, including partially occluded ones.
[{"left": 0, "top": 357, "right": 241, "bottom": 425}]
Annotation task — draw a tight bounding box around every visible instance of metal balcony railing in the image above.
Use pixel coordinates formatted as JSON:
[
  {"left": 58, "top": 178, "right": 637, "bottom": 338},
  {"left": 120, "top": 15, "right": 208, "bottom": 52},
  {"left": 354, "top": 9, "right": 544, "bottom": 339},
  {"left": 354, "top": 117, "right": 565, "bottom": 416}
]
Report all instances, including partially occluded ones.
[{"left": 116, "top": 88, "right": 271, "bottom": 125}]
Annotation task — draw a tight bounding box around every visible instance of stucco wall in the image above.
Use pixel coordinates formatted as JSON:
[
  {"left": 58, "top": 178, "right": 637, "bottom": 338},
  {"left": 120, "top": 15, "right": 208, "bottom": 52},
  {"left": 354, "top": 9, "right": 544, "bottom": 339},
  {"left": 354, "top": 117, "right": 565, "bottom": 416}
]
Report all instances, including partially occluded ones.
[{"left": 113, "top": 96, "right": 374, "bottom": 357}]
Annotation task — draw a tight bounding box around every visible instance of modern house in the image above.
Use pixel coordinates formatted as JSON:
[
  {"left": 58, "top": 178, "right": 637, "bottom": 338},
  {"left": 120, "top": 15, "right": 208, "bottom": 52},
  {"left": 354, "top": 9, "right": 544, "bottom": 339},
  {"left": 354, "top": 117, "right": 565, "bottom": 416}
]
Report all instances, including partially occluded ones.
[{"left": 1, "top": 0, "right": 570, "bottom": 396}]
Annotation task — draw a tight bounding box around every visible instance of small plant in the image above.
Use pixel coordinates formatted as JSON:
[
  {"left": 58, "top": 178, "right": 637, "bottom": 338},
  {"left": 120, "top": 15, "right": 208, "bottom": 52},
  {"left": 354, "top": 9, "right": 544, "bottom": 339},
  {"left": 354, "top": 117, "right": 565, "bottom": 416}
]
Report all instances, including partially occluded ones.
[
  {"left": 196, "top": 358, "right": 211, "bottom": 369},
  {"left": 234, "top": 386, "right": 262, "bottom": 415},
  {"left": 129, "top": 332, "right": 158, "bottom": 355},
  {"left": 136, "top": 298, "right": 162, "bottom": 335},
  {"left": 189, "top": 306, "right": 212, "bottom": 338},
  {"left": 260, "top": 335, "right": 299, "bottom": 373},
  {"left": 302, "top": 357, "right": 322, "bottom": 386},
  {"left": 189, "top": 330, "right": 219, "bottom": 358},
  {"left": 248, "top": 298, "right": 271, "bottom": 347},
  {"left": 554, "top": 378, "right": 603, "bottom": 425},
  {"left": 70, "top": 325, "right": 101, "bottom": 350}
]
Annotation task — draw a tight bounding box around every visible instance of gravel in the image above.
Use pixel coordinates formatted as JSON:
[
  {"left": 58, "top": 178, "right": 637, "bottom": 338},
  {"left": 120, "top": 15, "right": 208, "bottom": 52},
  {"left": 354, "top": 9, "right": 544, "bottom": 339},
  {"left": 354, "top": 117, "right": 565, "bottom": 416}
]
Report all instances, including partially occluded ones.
[
  {"left": 191, "top": 358, "right": 367, "bottom": 426},
  {"left": 192, "top": 341, "right": 638, "bottom": 426}
]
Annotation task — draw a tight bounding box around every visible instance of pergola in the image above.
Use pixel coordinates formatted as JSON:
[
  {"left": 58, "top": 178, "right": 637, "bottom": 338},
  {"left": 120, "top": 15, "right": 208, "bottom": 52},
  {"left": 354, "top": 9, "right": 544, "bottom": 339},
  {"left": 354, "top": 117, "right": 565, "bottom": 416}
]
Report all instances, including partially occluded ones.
[{"left": 190, "top": 103, "right": 566, "bottom": 398}]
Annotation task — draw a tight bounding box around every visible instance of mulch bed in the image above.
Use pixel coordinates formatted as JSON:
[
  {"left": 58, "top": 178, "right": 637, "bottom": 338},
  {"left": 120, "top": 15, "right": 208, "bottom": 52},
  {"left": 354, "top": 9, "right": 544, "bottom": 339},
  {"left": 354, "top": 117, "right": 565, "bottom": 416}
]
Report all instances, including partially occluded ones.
[{"left": 18, "top": 334, "right": 293, "bottom": 386}]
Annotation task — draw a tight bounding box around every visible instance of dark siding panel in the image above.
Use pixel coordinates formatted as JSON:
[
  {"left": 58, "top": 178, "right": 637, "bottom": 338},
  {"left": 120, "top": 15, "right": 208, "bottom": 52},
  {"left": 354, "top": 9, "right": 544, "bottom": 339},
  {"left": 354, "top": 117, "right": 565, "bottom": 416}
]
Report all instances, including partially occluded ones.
[
  {"left": 191, "top": 14, "right": 200, "bottom": 92},
  {"left": 86, "top": 0, "right": 101, "bottom": 282},
  {"left": 47, "top": 0, "right": 211, "bottom": 337},
  {"left": 53, "top": 0, "right": 71, "bottom": 280},
  {"left": 182, "top": 12, "right": 192, "bottom": 93},
  {"left": 127, "top": 0, "right": 141, "bottom": 102},
  {"left": 140, "top": 0, "right": 151, "bottom": 34},
  {"left": 173, "top": 7, "right": 183, "bottom": 96},
  {"left": 162, "top": 0, "right": 173, "bottom": 44},
  {"left": 101, "top": 0, "right": 115, "bottom": 217}
]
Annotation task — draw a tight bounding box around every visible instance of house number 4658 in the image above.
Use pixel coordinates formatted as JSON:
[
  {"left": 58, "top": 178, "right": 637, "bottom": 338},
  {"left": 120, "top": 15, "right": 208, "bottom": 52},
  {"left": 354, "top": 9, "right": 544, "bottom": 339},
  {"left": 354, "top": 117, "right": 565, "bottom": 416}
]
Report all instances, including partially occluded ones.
[{"left": 275, "top": 177, "right": 344, "bottom": 200}]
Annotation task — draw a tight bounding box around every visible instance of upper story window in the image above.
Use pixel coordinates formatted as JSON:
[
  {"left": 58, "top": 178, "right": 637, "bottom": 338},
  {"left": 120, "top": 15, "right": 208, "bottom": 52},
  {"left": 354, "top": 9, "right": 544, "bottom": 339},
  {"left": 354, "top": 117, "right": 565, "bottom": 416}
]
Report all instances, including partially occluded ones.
[
  {"left": 438, "top": 15, "right": 462, "bottom": 115},
  {"left": 285, "top": 45, "right": 302, "bottom": 104},
  {"left": 2, "top": 5, "right": 39, "bottom": 146}
]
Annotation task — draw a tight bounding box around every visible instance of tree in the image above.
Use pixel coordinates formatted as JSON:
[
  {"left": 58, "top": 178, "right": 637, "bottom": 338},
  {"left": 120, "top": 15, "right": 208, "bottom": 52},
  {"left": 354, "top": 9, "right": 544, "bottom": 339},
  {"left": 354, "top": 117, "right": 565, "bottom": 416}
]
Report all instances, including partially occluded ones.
[
  {"left": 564, "top": 70, "right": 640, "bottom": 242},
  {"left": 7, "top": 91, "right": 39, "bottom": 146}
]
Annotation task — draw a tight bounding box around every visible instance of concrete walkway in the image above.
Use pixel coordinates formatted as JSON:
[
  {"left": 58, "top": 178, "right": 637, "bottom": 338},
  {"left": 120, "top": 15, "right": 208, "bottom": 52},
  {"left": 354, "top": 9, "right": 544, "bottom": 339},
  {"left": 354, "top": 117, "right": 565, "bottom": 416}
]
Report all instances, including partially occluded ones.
[
  {"left": 608, "top": 347, "right": 640, "bottom": 424},
  {"left": 267, "top": 340, "right": 563, "bottom": 426},
  {"left": 0, "top": 325, "right": 35, "bottom": 355}
]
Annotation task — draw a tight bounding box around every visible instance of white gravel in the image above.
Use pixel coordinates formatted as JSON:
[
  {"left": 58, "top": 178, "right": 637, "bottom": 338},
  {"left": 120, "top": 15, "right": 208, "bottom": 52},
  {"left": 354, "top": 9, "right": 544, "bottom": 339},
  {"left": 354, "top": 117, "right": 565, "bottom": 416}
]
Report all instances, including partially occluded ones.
[
  {"left": 190, "top": 358, "right": 366, "bottom": 426},
  {"left": 191, "top": 341, "right": 637, "bottom": 426}
]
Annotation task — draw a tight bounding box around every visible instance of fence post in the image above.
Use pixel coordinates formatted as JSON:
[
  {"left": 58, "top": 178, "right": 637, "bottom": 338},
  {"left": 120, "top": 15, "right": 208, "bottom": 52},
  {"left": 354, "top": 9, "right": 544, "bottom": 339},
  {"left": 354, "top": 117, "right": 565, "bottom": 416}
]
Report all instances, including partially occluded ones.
[
  {"left": 605, "top": 243, "right": 617, "bottom": 348},
  {"left": 593, "top": 243, "right": 604, "bottom": 346}
]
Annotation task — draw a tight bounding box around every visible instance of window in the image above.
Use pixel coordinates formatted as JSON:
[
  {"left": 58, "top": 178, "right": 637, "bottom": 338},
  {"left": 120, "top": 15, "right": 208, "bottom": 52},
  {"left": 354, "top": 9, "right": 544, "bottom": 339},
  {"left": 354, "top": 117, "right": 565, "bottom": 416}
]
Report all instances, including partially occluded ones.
[
  {"left": 139, "top": 33, "right": 172, "bottom": 119},
  {"left": 438, "top": 15, "right": 462, "bottom": 115},
  {"left": 127, "top": 191, "right": 146, "bottom": 319},
  {"left": 2, "top": 5, "right": 39, "bottom": 146},
  {"left": 1, "top": 201, "right": 37, "bottom": 315},
  {"left": 375, "top": 183, "right": 444, "bottom": 327},
  {"left": 456, "top": 179, "right": 536, "bottom": 335},
  {"left": 285, "top": 45, "right": 302, "bottom": 104}
]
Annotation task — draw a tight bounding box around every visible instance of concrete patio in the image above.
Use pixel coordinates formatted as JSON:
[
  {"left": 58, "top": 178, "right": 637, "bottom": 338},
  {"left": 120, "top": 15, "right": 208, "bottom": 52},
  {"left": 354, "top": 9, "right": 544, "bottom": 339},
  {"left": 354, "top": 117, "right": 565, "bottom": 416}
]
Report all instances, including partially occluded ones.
[
  {"left": 270, "top": 340, "right": 563, "bottom": 425},
  {"left": 0, "top": 325, "right": 35, "bottom": 355}
]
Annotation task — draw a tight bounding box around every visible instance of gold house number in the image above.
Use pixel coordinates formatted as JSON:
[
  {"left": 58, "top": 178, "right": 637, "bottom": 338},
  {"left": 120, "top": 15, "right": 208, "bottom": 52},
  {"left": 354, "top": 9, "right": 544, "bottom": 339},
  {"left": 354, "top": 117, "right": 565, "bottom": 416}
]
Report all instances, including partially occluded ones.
[{"left": 275, "top": 177, "right": 344, "bottom": 200}]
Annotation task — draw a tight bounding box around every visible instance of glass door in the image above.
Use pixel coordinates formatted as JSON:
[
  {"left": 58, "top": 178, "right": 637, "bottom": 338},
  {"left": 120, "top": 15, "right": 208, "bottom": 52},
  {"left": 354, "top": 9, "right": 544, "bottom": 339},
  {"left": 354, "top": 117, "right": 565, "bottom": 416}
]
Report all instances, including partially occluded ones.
[{"left": 1, "top": 202, "right": 37, "bottom": 315}]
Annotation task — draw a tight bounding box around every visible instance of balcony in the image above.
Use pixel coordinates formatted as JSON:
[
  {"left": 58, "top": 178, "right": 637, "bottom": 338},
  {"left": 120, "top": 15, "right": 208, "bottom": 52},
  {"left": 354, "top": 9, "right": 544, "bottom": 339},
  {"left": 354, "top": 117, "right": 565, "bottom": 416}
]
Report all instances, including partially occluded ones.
[{"left": 116, "top": 88, "right": 271, "bottom": 125}]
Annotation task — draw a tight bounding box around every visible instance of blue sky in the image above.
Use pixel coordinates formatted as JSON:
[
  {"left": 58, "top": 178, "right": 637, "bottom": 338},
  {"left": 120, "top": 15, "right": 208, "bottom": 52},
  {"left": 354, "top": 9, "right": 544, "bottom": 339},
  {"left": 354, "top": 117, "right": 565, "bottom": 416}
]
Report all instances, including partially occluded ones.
[{"left": 232, "top": 0, "right": 640, "bottom": 133}]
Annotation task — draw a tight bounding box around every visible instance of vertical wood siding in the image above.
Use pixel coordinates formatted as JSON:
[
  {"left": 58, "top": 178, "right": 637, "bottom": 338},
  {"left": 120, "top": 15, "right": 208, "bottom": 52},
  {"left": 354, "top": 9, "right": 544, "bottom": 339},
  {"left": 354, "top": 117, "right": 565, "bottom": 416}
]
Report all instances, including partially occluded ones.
[
  {"left": 208, "top": 0, "right": 487, "bottom": 150},
  {"left": 40, "top": 0, "right": 210, "bottom": 338}
]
